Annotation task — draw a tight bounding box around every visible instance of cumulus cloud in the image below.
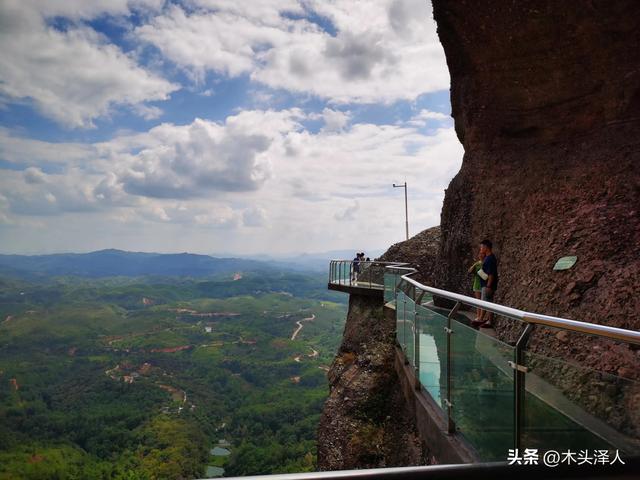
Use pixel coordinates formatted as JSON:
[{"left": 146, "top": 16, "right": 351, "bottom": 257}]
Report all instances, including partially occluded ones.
[
  {"left": 0, "top": 0, "right": 178, "bottom": 128},
  {"left": 408, "top": 109, "right": 451, "bottom": 127},
  {"left": 111, "top": 110, "right": 303, "bottom": 199},
  {"left": 20, "top": 0, "right": 164, "bottom": 20},
  {"left": 0, "top": 108, "right": 464, "bottom": 253},
  {"left": 334, "top": 200, "right": 360, "bottom": 221},
  {"left": 320, "top": 108, "right": 351, "bottom": 132},
  {"left": 2, "top": 168, "right": 111, "bottom": 216},
  {"left": 136, "top": 0, "right": 448, "bottom": 103},
  {"left": 0, "top": 128, "right": 95, "bottom": 167},
  {"left": 23, "top": 167, "right": 47, "bottom": 185},
  {"left": 243, "top": 206, "right": 268, "bottom": 227}
]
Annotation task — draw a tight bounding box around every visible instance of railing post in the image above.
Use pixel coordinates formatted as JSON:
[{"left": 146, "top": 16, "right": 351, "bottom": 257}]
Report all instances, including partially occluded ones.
[
  {"left": 513, "top": 323, "right": 534, "bottom": 452},
  {"left": 403, "top": 291, "right": 408, "bottom": 364},
  {"left": 445, "top": 301, "right": 461, "bottom": 434},
  {"left": 414, "top": 291, "right": 424, "bottom": 391},
  {"left": 344, "top": 261, "right": 348, "bottom": 285}
]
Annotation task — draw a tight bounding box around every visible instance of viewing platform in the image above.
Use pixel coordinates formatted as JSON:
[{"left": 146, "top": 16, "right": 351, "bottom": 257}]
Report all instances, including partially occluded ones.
[
  {"left": 327, "top": 260, "right": 640, "bottom": 464},
  {"left": 327, "top": 260, "right": 408, "bottom": 298}
]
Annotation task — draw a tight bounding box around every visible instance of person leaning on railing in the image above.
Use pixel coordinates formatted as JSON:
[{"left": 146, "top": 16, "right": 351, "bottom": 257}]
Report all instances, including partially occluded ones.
[
  {"left": 472, "top": 239, "right": 499, "bottom": 329},
  {"left": 468, "top": 249, "right": 486, "bottom": 322}
]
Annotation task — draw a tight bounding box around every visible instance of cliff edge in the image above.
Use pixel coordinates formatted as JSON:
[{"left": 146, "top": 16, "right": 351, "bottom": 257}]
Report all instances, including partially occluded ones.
[
  {"left": 317, "top": 229, "right": 440, "bottom": 470},
  {"left": 433, "top": 0, "right": 640, "bottom": 378}
]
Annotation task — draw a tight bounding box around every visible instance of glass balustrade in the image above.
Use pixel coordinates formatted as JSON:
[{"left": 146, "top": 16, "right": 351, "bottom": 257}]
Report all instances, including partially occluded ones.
[
  {"left": 415, "top": 302, "right": 448, "bottom": 409},
  {"left": 332, "top": 261, "right": 640, "bottom": 462},
  {"left": 384, "top": 270, "right": 397, "bottom": 305},
  {"left": 330, "top": 261, "right": 407, "bottom": 291},
  {"left": 449, "top": 319, "right": 515, "bottom": 460},
  {"left": 396, "top": 290, "right": 408, "bottom": 353},
  {"left": 404, "top": 292, "right": 416, "bottom": 368},
  {"left": 522, "top": 349, "right": 640, "bottom": 455}
]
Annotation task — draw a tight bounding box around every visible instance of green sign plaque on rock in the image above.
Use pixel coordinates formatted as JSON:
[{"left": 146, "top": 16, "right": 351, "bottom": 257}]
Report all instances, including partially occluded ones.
[{"left": 553, "top": 256, "right": 577, "bottom": 271}]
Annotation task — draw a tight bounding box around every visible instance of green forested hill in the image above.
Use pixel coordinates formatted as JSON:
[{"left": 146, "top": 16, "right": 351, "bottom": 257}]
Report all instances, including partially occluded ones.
[
  {"left": 0, "top": 271, "right": 346, "bottom": 479},
  {"left": 0, "top": 250, "right": 278, "bottom": 279}
]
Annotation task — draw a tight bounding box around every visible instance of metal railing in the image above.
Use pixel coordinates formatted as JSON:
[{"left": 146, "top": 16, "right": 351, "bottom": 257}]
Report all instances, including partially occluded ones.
[
  {"left": 327, "top": 260, "right": 640, "bottom": 461},
  {"left": 212, "top": 459, "right": 639, "bottom": 480},
  {"left": 328, "top": 260, "right": 409, "bottom": 290},
  {"left": 389, "top": 266, "right": 640, "bottom": 461}
]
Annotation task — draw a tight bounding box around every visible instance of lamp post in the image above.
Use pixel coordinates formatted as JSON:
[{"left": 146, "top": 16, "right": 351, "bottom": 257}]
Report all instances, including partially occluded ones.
[{"left": 393, "top": 182, "right": 409, "bottom": 240}]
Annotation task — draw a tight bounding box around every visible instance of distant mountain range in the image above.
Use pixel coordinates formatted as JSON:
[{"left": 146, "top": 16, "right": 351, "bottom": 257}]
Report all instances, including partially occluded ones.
[
  {"left": 0, "top": 249, "right": 277, "bottom": 278},
  {"left": 0, "top": 247, "right": 387, "bottom": 279},
  {"left": 226, "top": 249, "right": 386, "bottom": 272}
]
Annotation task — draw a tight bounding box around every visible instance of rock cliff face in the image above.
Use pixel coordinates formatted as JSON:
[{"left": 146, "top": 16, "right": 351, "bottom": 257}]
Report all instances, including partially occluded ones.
[
  {"left": 319, "top": 2, "right": 640, "bottom": 466},
  {"left": 432, "top": 0, "right": 640, "bottom": 369},
  {"left": 316, "top": 294, "right": 426, "bottom": 470},
  {"left": 432, "top": 0, "right": 640, "bottom": 438}
]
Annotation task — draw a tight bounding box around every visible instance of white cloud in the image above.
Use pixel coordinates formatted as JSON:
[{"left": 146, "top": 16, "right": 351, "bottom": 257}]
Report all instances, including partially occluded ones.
[
  {"left": 111, "top": 110, "right": 304, "bottom": 199},
  {"left": 133, "top": 104, "right": 164, "bottom": 120},
  {"left": 408, "top": 109, "right": 451, "bottom": 126},
  {"left": 0, "top": 1, "right": 178, "bottom": 128},
  {"left": 21, "top": 0, "right": 165, "bottom": 20},
  {"left": 0, "top": 128, "right": 95, "bottom": 167},
  {"left": 334, "top": 200, "right": 360, "bottom": 221},
  {"left": 320, "top": 108, "right": 351, "bottom": 132},
  {"left": 242, "top": 206, "right": 268, "bottom": 227},
  {"left": 0, "top": 108, "right": 464, "bottom": 254},
  {"left": 136, "top": 0, "right": 448, "bottom": 103},
  {"left": 2, "top": 168, "right": 111, "bottom": 216}
]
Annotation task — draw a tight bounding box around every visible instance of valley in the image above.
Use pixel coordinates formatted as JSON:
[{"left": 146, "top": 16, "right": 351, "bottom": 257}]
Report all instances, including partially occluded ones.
[{"left": 0, "top": 269, "right": 346, "bottom": 479}]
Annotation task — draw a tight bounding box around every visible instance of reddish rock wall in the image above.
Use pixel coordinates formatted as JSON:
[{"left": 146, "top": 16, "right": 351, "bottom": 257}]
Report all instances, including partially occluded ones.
[
  {"left": 319, "top": 4, "right": 640, "bottom": 465},
  {"left": 432, "top": 0, "right": 640, "bottom": 437},
  {"left": 433, "top": 0, "right": 640, "bottom": 353}
]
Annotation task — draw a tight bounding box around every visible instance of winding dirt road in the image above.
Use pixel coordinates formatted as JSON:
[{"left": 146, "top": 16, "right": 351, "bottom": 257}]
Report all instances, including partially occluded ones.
[{"left": 290, "top": 314, "right": 315, "bottom": 340}]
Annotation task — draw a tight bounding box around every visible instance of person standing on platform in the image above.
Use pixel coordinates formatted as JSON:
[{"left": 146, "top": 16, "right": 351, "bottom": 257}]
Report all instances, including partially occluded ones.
[
  {"left": 469, "top": 249, "right": 486, "bottom": 323},
  {"left": 476, "top": 239, "right": 498, "bottom": 328},
  {"left": 352, "top": 253, "right": 361, "bottom": 283}
]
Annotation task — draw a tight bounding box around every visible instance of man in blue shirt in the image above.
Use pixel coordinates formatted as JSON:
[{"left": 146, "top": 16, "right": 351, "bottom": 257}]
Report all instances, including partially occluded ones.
[
  {"left": 352, "top": 253, "right": 361, "bottom": 283},
  {"left": 477, "top": 239, "right": 498, "bottom": 328}
]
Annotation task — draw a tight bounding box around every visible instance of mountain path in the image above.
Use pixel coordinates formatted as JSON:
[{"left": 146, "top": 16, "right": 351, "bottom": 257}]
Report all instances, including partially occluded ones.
[{"left": 290, "top": 314, "right": 315, "bottom": 340}]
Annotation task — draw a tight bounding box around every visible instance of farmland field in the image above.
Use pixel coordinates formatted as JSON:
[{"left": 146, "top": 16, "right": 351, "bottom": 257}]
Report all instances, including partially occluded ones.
[{"left": 0, "top": 270, "right": 346, "bottom": 479}]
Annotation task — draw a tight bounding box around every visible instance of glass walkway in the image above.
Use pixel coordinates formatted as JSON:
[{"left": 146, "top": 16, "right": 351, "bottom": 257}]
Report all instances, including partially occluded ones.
[{"left": 328, "top": 260, "right": 640, "bottom": 462}]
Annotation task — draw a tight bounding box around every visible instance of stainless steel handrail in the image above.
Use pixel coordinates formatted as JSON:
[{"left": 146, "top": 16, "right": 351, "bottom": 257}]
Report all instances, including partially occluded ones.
[
  {"left": 385, "top": 266, "right": 417, "bottom": 272},
  {"left": 330, "top": 260, "right": 411, "bottom": 265},
  {"left": 329, "top": 260, "right": 640, "bottom": 458},
  {"left": 330, "top": 260, "right": 640, "bottom": 345},
  {"left": 211, "top": 459, "right": 640, "bottom": 480},
  {"left": 399, "top": 274, "right": 640, "bottom": 345}
]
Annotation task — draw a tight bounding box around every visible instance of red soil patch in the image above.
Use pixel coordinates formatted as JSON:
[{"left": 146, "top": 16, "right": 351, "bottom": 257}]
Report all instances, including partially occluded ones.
[
  {"left": 270, "top": 339, "right": 288, "bottom": 349},
  {"left": 150, "top": 345, "right": 192, "bottom": 353}
]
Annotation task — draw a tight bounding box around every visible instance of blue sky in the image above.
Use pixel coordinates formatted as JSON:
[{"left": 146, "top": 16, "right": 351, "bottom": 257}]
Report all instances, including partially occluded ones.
[{"left": 0, "top": 0, "right": 463, "bottom": 255}]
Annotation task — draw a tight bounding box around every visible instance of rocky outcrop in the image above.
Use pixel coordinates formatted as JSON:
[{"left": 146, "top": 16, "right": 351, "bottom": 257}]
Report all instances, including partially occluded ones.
[
  {"left": 377, "top": 226, "right": 440, "bottom": 286},
  {"left": 317, "top": 294, "right": 426, "bottom": 470}
]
